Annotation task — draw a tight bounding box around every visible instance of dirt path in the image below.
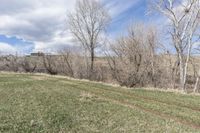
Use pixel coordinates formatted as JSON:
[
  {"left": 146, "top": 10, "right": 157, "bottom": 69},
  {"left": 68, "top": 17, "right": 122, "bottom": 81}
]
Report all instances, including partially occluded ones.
[
  {"left": 95, "top": 94, "right": 200, "bottom": 130},
  {"left": 79, "top": 82, "right": 200, "bottom": 112},
  {"left": 64, "top": 82, "right": 200, "bottom": 130}
]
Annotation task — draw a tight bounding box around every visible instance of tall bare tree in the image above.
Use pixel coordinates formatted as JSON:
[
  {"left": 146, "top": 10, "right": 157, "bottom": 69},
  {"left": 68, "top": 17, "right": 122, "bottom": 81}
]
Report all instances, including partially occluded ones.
[
  {"left": 68, "top": 0, "right": 110, "bottom": 77},
  {"left": 153, "top": 0, "right": 200, "bottom": 92}
]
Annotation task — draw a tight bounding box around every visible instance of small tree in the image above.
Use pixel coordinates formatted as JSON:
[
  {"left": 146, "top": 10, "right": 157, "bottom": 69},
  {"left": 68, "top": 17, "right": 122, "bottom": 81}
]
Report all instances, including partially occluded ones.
[
  {"left": 21, "top": 57, "right": 37, "bottom": 73},
  {"left": 68, "top": 0, "right": 110, "bottom": 78},
  {"left": 4, "top": 54, "right": 19, "bottom": 72},
  {"left": 60, "top": 49, "right": 74, "bottom": 77},
  {"left": 42, "top": 54, "right": 58, "bottom": 75},
  {"left": 107, "top": 24, "right": 159, "bottom": 87}
]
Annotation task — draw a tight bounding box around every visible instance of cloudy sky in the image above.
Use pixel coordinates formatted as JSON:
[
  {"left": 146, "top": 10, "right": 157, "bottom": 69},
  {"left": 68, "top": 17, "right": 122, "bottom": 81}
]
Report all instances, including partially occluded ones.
[{"left": 0, "top": 0, "right": 162, "bottom": 55}]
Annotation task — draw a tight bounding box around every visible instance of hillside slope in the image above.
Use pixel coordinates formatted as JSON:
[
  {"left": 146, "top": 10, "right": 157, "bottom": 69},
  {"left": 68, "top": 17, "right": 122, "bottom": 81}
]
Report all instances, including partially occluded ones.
[{"left": 0, "top": 73, "right": 200, "bottom": 132}]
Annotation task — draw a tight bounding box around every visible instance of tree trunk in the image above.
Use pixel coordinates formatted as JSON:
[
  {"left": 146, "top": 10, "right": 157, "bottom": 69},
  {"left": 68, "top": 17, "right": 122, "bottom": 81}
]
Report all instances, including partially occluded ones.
[
  {"left": 194, "top": 69, "right": 200, "bottom": 93},
  {"left": 151, "top": 48, "right": 156, "bottom": 87},
  {"left": 194, "top": 76, "right": 199, "bottom": 93},
  {"left": 179, "top": 55, "right": 186, "bottom": 92},
  {"left": 172, "top": 61, "right": 178, "bottom": 89},
  {"left": 180, "top": 66, "right": 185, "bottom": 92},
  {"left": 90, "top": 48, "right": 94, "bottom": 77}
]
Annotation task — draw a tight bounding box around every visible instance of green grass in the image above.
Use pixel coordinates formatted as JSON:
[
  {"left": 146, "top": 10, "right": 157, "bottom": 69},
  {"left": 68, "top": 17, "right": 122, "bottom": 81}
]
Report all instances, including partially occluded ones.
[{"left": 0, "top": 73, "right": 200, "bottom": 132}]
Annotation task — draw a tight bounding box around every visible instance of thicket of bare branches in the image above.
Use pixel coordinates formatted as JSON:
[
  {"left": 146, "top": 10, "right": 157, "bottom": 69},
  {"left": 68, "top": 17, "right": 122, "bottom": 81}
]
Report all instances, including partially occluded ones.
[
  {"left": 42, "top": 54, "right": 60, "bottom": 75},
  {"left": 21, "top": 57, "right": 37, "bottom": 73},
  {"left": 0, "top": 54, "right": 20, "bottom": 72},
  {"left": 107, "top": 24, "right": 161, "bottom": 87}
]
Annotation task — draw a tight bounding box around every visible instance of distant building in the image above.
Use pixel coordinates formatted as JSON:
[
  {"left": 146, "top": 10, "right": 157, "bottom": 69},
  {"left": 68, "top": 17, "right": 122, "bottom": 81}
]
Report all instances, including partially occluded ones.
[{"left": 30, "top": 52, "right": 45, "bottom": 56}]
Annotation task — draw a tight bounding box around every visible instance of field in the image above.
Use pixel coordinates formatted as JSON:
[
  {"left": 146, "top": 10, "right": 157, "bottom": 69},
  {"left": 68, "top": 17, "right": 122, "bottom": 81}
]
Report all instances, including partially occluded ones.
[{"left": 0, "top": 73, "right": 200, "bottom": 132}]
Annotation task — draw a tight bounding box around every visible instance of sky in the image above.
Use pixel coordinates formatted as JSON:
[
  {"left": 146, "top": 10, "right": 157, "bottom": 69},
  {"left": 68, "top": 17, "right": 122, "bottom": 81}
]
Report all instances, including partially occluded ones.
[{"left": 0, "top": 0, "right": 164, "bottom": 55}]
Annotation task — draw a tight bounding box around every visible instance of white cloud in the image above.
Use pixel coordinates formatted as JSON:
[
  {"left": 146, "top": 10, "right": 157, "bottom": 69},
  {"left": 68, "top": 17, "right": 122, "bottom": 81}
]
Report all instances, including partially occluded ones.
[
  {"left": 0, "top": 42, "right": 16, "bottom": 54},
  {"left": 33, "top": 31, "right": 74, "bottom": 53},
  {"left": 0, "top": 0, "right": 141, "bottom": 53},
  {"left": 0, "top": 0, "right": 76, "bottom": 53}
]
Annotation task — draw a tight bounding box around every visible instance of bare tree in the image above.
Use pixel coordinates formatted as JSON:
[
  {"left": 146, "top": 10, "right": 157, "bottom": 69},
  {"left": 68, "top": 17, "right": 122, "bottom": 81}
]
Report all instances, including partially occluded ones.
[
  {"left": 147, "top": 26, "right": 158, "bottom": 87},
  {"left": 194, "top": 69, "right": 200, "bottom": 92},
  {"left": 192, "top": 49, "right": 200, "bottom": 93},
  {"left": 42, "top": 54, "right": 58, "bottom": 75},
  {"left": 68, "top": 0, "right": 110, "bottom": 77},
  {"left": 153, "top": 0, "right": 200, "bottom": 92},
  {"left": 107, "top": 24, "right": 159, "bottom": 87},
  {"left": 4, "top": 54, "right": 19, "bottom": 72},
  {"left": 21, "top": 57, "right": 37, "bottom": 73},
  {"left": 60, "top": 49, "right": 74, "bottom": 77}
]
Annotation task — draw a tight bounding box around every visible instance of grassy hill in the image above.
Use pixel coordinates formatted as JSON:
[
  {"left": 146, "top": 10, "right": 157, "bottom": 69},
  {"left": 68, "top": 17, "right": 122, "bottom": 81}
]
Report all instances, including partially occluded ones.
[{"left": 0, "top": 73, "right": 200, "bottom": 132}]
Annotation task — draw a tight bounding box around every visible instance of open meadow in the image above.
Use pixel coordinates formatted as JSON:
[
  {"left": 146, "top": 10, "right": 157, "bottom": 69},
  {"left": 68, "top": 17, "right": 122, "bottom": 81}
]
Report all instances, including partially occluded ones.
[{"left": 0, "top": 73, "right": 200, "bottom": 132}]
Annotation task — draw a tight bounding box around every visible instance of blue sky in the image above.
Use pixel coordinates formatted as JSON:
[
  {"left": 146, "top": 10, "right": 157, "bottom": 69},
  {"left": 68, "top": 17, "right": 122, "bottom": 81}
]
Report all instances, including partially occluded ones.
[
  {"left": 107, "top": 0, "right": 147, "bottom": 36},
  {"left": 0, "top": 0, "right": 163, "bottom": 55}
]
